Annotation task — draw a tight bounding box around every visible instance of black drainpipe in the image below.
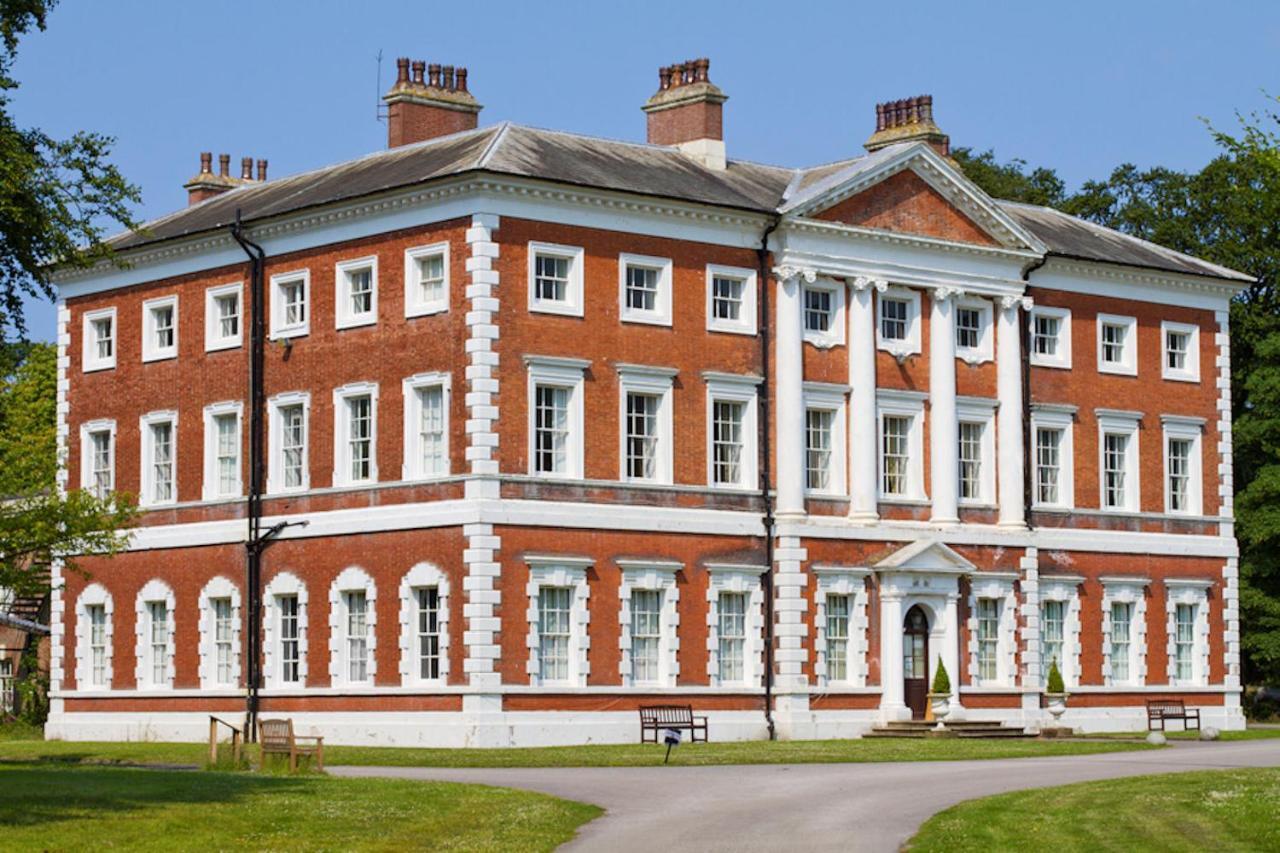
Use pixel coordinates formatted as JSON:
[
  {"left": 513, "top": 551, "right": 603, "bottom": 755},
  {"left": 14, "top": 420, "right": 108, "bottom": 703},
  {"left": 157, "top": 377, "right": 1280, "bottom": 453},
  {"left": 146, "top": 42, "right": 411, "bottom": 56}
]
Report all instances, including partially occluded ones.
[
  {"left": 757, "top": 214, "right": 781, "bottom": 741},
  {"left": 1020, "top": 256, "right": 1048, "bottom": 524},
  {"left": 231, "top": 211, "right": 267, "bottom": 741}
]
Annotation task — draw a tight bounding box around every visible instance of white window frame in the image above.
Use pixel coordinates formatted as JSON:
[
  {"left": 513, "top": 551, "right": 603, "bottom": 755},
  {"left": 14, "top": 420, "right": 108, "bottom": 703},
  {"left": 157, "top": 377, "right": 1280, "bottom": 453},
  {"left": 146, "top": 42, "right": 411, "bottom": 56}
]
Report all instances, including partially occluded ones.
[
  {"left": 876, "top": 286, "right": 922, "bottom": 357},
  {"left": 618, "top": 253, "right": 673, "bottom": 327},
  {"left": 813, "top": 567, "right": 870, "bottom": 687},
  {"left": 705, "top": 564, "right": 765, "bottom": 688},
  {"left": 398, "top": 562, "right": 450, "bottom": 686},
  {"left": 525, "top": 556, "right": 592, "bottom": 687},
  {"left": 1096, "top": 313, "right": 1137, "bottom": 376},
  {"left": 74, "top": 583, "right": 114, "bottom": 690},
  {"left": 79, "top": 418, "right": 116, "bottom": 498},
  {"left": 139, "top": 410, "right": 178, "bottom": 507},
  {"left": 526, "top": 356, "right": 588, "bottom": 480},
  {"left": 404, "top": 241, "right": 450, "bottom": 318},
  {"left": 197, "top": 576, "right": 241, "bottom": 689},
  {"left": 953, "top": 298, "right": 994, "bottom": 364},
  {"left": 401, "top": 372, "right": 451, "bottom": 481},
  {"left": 1029, "top": 305, "right": 1072, "bottom": 369},
  {"left": 704, "top": 373, "right": 761, "bottom": 490},
  {"left": 1030, "top": 404, "right": 1076, "bottom": 510},
  {"left": 527, "top": 241, "right": 584, "bottom": 317},
  {"left": 267, "top": 391, "right": 311, "bottom": 495},
  {"left": 1164, "top": 579, "right": 1211, "bottom": 687},
  {"left": 1101, "top": 577, "right": 1150, "bottom": 687},
  {"left": 262, "top": 571, "right": 308, "bottom": 689},
  {"left": 204, "top": 282, "right": 243, "bottom": 352},
  {"left": 967, "top": 573, "right": 1018, "bottom": 687},
  {"left": 803, "top": 383, "right": 848, "bottom": 496},
  {"left": 335, "top": 255, "right": 379, "bottom": 329},
  {"left": 617, "top": 561, "right": 681, "bottom": 688},
  {"left": 134, "top": 579, "right": 175, "bottom": 690},
  {"left": 1097, "top": 409, "right": 1142, "bottom": 513},
  {"left": 876, "top": 389, "right": 927, "bottom": 501},
  {"left": 332, "top": 382, "right": 380, "bottom": 487},
  {"left": 82, "top": 307, "right": 117, "bottom": 372},
  {"left": 705, "top": 264, "right": 757, "bottom": 335},
  {"left": 802, "top": 278, "right": 845, "bottom": 349},
  {"left": 328, "top": 566, "right": 377, "bottom": 686},
  {"left": 141, "top": 295, "right": 178, "bottom": 363},
  {"left": 1162, "top": 415, "right": 1205, "bottom": 516},
  {"left": 202, "top": 401, "right": 243, "bottom": 501},
  {"left": 955, "top": 397, "right": 997, "bottom": 507},
  {"left": 269, "top": 269, "right": 310, "bottom": 339},
  {"left": 1161, "top": 320, "right": 1200, "bottom": 383},
  {"left": 617, "top": 365, "right": 676, "bottom": 485},
  {"left": 1038, "top": 575, "right": 1083, "bottom": 689}
]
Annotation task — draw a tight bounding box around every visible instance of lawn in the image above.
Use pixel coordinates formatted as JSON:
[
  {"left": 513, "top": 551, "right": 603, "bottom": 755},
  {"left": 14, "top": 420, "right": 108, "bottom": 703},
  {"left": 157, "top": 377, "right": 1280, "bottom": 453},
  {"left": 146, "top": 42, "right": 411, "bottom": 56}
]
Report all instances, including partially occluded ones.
[
  {"left": 1077, "top": 727, "right": 1280, "bottom": 741},
  {"left": 909, "top": 768, "right": 1280, "bottom": 852},
  {"left": 0, "top": 730, "right": 1153, "bottom": 769},
  {"left": 0, "top": 762, "right": 600, "bottom": 852}
]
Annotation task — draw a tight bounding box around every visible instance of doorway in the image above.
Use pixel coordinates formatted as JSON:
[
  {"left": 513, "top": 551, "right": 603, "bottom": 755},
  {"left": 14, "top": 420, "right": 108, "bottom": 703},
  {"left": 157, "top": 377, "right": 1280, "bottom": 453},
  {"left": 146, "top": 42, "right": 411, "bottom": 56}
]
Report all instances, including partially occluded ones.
[{"left": 903, "top": 605, "right": 930, "bottom": 720}]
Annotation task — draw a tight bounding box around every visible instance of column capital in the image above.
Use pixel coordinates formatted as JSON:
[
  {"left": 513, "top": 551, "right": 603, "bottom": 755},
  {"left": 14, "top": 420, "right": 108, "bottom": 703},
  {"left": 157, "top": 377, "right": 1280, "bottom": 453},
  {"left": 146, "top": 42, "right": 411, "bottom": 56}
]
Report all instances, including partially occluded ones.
[
  {"left": 1000, "top": 294, "right": 1034, "bottom": 312},
  {"left": 774, "top": 265, "right": 817, "bottom": 284},
  {"left": 933, "top": 285, "right": 965, "bottom": 303}
]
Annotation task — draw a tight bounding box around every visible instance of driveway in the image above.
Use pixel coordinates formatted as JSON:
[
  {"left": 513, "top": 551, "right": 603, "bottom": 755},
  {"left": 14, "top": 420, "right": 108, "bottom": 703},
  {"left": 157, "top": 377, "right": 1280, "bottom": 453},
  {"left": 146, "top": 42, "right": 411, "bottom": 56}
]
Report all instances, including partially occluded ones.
[{"left": 331, "top": 739, "right": 1280, "bottom": 852}]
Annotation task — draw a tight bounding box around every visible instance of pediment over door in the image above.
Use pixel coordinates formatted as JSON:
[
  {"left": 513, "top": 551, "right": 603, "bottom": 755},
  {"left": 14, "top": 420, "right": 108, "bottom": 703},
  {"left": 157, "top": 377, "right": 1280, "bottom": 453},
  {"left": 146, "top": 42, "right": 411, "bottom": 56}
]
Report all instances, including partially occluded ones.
[{"left": 874, "top": 539, "right": 976, "bottom": 576}]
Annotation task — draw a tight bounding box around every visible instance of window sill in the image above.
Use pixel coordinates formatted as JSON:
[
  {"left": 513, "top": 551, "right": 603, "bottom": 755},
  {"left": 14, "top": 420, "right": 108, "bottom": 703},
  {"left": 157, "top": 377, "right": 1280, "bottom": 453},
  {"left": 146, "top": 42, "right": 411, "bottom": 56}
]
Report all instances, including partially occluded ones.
[
  {"left": 877, "top": 496, "right": 930, "bottom": 506},
  {"left": 1162, "top": 372, "right": 1201, "bottom": 384},
  {"left": 205, "top": 339, "right": 241, "bottom": 353},
  {"left": 336, "top": 316, "right": 377, "bottom": 331},
  {"left": 1029, "top": 358, "right": 1071, "bottom": 370},
  {"left": 406, "top": 304, "right": 449, "bottom": 319},
  {"left": 141, "top": 352, "right": 177, "bottom": 364},
  {"left": 620, "top": 313, "right": 672, "bottom": 328},
  {"left": 1097, "top": 364, "right": 1137, "bottom": 377},
  {"left": 529, "top": 302, "right": 584, "bottom": 318},
  {"left": 706, "top": 323, "right": 757, "bottom": 337},
  {"left": 83, "top": 361, "right": 116, "bottom": 373},
  {"left": 269, "top": 326, "right": 310, "bottom": 341}
]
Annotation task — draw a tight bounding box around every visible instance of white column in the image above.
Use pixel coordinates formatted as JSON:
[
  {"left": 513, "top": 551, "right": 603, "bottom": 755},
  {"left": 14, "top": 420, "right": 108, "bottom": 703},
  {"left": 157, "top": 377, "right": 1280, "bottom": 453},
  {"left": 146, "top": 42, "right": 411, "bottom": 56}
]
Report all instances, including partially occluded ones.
[
  {"left": 774, "top": 267, "right": 810, "bottom": 517},
  {"left": 943, "top": 591, "right": 964, "bottom": 718},
  {"left": 880, "top": 590, "right": 907, "bottom": 717},
  {"left": 848, "top": 277, "right": 881, "bottom": 522},
  {"left": 997, "top": 296, "right": 1028, "bottom": 528},
  {"left": 929, "top": 288, "right": 958, "bottom": 524}
]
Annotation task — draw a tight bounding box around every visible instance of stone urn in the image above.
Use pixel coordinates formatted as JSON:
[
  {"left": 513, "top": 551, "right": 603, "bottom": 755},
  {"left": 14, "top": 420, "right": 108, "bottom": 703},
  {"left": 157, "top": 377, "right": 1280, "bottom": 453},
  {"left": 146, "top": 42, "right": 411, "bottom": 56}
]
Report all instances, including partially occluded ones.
[
  {"left": 1045, "top": 692, "right": 1069, "bottom": 722},
  {"left": 928, "top": 693, "right": 951, "bottom": 730}
]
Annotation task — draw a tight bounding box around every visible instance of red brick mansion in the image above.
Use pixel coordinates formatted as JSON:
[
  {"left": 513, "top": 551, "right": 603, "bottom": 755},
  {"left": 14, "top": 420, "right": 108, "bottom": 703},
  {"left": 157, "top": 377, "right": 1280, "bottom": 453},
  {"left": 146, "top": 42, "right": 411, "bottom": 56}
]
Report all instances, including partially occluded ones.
[{"left": 47, "top": 57, "right": 1249, "bottom": 744}]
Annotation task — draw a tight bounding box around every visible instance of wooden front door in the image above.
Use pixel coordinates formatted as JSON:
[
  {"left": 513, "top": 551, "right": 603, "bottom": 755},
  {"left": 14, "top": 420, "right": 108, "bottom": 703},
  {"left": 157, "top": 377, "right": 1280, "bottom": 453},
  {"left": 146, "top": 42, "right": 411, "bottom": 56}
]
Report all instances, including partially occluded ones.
[{"left": 903, "top": 605, "right": 930, "bottom": 720}]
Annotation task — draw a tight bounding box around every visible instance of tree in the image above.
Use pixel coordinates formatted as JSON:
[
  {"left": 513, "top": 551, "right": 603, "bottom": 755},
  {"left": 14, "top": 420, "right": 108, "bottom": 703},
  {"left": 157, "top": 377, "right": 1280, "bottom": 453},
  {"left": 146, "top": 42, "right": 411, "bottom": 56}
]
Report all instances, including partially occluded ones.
[
  {"left": 0, "top": 0, "right": 140, "bottom": 340},
  {"left": 0, "top": 342, "right": 135, "bottom": 598},
  {"left": 956, "top": 102, "right": 1280, "bottom": 685}
]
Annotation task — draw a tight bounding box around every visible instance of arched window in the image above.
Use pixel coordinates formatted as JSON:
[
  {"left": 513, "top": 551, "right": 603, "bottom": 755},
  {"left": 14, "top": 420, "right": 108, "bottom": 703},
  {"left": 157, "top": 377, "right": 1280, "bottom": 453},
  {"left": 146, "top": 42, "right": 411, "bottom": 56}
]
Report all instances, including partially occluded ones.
[
  {"left": 75, "top": 584, "right": 114, "bottom": 690},
  {"left": 399, "top": 563, "right": 449, "bottom": 685},
  {"left": 134, "top": 579, "right": 175, "bottom": 690},
  {"left": 329, "top": 567, "right": 377, "bottom": 686},
  {"left": 263, "top": 572, "right": 308, "bottom": 688},
  {"left": 198, "top": 576, "right": 241, "bottom": 689}
]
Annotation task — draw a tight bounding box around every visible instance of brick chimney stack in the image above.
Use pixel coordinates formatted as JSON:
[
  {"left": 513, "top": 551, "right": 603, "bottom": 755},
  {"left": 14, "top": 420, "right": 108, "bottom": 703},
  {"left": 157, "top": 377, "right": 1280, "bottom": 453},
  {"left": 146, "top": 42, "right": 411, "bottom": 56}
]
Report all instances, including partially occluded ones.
[
  {"left": 182, "top": 151, "right": 268, "bottom": 206},
  {"left": 383, "top": 56, "right": 482, "bottom": 148},
  {"left": 641, "top": 57, "right": 728, "bottom": 170},
  {"left": 864, "top": 95, "right": 950, "bottom": 156}
]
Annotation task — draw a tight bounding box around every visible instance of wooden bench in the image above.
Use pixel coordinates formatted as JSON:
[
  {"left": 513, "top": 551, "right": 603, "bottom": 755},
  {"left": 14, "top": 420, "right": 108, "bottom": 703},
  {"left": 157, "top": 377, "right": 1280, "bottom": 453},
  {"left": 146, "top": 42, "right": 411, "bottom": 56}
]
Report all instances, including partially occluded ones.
[
  {"left": 258, "top": 718, "right": 325, "bottom": 771},
  {"left": 639, "top": 705, "right": 708, "bottom": 744},
  {"left": 1146, "top": 699, "right": 1201, "bottom": 732}
]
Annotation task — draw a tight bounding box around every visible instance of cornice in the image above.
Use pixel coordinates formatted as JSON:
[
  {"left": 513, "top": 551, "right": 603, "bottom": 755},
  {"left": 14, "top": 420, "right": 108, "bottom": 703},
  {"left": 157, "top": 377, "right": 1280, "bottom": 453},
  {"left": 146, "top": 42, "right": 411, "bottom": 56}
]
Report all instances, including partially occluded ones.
[
  {"left": 1039, "top": 257, "right": 1246, "bottom": 298},
  {"left": 782, "top": 216, "right": 1042, "bottom": 265}
]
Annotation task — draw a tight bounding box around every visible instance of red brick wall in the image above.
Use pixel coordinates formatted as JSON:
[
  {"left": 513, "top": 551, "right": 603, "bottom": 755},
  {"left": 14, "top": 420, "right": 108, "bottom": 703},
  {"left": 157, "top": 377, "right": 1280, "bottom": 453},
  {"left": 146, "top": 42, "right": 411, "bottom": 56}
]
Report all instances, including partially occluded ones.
[
  {"left": 387, "top": 102, "right": 477, "bottom": 147},
  {"left": 813, "top": 171, "right": 999, "bottom": 247},
  {"left": 645, "top": 101, "right": 723, "bottom": 146}
]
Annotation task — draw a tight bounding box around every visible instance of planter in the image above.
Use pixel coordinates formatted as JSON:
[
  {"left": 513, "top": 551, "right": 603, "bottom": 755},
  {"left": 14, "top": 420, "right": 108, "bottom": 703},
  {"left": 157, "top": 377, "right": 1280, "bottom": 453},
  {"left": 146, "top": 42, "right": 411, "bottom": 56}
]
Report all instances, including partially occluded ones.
[
  {"left": 1045, "top": 692, "right": 1069, "bottom": 722},
  {"left": 928, "top": 692, "right": 951, "bottom": 730}
]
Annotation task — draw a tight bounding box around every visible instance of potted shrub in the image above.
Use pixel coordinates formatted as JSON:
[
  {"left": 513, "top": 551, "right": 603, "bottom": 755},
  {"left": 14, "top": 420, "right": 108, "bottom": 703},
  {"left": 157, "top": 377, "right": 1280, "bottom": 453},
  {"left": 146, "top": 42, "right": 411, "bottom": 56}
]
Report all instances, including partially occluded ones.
[
  {"left": 1045, "top": 658, "right": 1069, "bottom": 722},
  {"left": 928, "top": 660, "right": 952, "bottom": 727}
]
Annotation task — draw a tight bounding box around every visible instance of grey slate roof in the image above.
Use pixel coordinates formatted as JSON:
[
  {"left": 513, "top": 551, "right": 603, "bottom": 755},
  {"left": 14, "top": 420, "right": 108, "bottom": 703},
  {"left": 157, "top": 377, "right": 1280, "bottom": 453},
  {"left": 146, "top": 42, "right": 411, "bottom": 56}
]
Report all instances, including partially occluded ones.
[{"left": 110, "top": 122, "right": 1252, "bottom": 284}]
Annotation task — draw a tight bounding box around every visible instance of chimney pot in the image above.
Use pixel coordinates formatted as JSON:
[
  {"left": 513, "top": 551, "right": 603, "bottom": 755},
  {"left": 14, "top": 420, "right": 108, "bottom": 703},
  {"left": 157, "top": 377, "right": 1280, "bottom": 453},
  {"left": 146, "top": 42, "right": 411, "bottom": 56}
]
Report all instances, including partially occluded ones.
[
  {"left": 658, "top": 66, "right": 671, "bottom": 90},
  {"left": 442, "top": 65, "right": 455, "bottom": 91},
  {"left": 383, "top": 58, "right": 482, "bottom": 147},
  {"left": 427, "top": 63, "right": 441, "bottom": 87},
  {"left": 457, "top": 67, "right": 468, "bottom": 92},
  {"left": 695, "top": 58, "right": 710, "bottom": 82},
  {"left": 240, "top": 157, "right": 253, "bottom": 180},
  {"left": 218, "top": 153, "right": 230, "bottom": 177},
  {"left": 257, "top": 159, "right": 268, "bottom": 181},
  {"left": 199, "top": 151, "right": 212, "bottom": 174},
  {"left": 396, "top": 57, "right": 410, "bottom": 85},
  {"left": 865, "top": 93, "right": 950, "bottom": 155},
  {"left": 411, "top": 60, "right": 425, "bottom": 86},
  {"left": 921, "top": 94, "right": 933, "bottom": 122}
]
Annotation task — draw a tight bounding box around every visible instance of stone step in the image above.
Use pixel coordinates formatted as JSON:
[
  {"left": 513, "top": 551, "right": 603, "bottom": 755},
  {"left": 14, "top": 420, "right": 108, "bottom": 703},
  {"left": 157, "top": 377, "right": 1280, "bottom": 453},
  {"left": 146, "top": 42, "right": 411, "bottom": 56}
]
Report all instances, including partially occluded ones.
[{"left": 866, "top": 721, "right": 1034, "bottom": 739}]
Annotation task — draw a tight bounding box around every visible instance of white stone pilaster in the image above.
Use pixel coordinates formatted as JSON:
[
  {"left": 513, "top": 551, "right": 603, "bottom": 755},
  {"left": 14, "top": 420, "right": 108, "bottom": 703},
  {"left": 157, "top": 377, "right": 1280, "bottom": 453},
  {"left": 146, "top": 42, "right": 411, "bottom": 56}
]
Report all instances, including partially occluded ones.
[
  {"left": 929, "top": 288, "right": 959, "bottom": 523},
  {"left": 50, "top": 299, "right": 71, "bottom": 698},
  {"left": 848, "top": 277, "right": 882, "bottom": 522},
  {"left": 879, "top": 591, "right": 907, "bottom": 718},
  {"left": 943, "top": 591, "right": 964, "bottom": 718},
  {"left": 997, "top": 296, "right": 1030, "bottom": 528},
  {"left": 773, "top": 267, "right": 811, "bottom": 517}
]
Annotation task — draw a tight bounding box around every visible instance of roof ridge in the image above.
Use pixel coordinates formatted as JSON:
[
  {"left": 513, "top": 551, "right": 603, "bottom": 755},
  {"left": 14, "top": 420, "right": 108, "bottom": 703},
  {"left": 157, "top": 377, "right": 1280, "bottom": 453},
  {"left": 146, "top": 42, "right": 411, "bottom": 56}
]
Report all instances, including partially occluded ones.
[{"left": 477, "top": 121, "right": 511, "bottom": 168}]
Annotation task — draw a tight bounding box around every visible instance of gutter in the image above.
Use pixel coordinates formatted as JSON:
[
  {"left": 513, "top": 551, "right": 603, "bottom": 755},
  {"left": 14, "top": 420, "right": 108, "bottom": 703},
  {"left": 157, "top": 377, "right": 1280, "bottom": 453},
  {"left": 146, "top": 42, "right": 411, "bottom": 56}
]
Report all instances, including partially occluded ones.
[{"left": 756, "top": 214, "right": 781, "bottom": 741}]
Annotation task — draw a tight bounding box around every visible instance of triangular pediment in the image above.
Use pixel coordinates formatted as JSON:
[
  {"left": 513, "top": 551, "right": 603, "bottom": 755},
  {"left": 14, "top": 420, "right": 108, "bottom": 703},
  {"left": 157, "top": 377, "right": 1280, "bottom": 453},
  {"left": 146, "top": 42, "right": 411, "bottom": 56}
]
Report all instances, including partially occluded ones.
[
  {"left": 874, "top": 539, "right": 976, "bottom": 575},
  {"left": 782, "top": 143, "right": 1045, "bottom": 252}
]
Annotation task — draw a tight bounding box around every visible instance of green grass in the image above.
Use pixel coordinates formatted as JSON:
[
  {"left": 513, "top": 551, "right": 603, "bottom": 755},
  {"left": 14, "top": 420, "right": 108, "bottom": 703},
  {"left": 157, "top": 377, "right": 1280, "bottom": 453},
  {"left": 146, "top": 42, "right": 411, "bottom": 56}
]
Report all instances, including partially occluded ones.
[
  {"left": 0, "top": 762, "right": 599, "bottom": 852},
  {"left": 909, "top": 768, "right": 1280, "bottom": 852},
  {"left": 1078, "top": 727, "right": 1280, "bottom": 741},
  {"left": 0, "top": 731, "right": 1153, "bottom": 769}
]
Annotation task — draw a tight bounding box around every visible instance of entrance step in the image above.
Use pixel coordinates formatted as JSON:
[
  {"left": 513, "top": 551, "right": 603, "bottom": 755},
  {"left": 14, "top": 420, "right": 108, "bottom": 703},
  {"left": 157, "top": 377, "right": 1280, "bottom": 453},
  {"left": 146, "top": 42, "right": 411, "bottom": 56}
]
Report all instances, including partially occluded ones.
[{"left": 865, "top": 719, "right": 1035, "bottom": 739}]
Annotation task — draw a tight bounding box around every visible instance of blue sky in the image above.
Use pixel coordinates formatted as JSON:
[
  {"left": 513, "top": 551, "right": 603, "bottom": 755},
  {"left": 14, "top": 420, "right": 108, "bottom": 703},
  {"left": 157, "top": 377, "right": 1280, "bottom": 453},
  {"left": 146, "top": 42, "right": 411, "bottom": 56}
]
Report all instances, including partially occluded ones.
[{"left": 10, "top": 0, "right": 1279, "bottom": 339}]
